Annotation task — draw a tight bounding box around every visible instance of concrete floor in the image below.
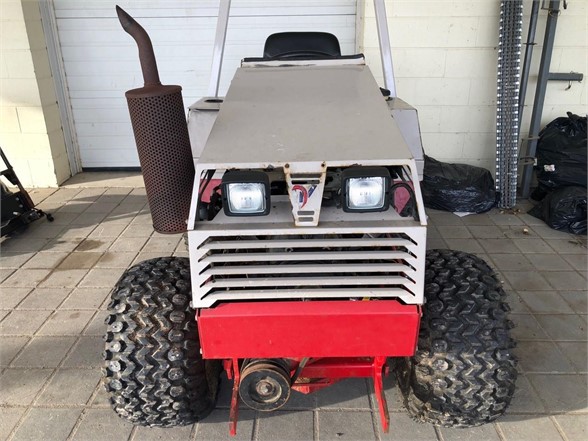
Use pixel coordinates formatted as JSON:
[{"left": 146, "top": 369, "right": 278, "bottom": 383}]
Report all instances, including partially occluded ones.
[{"left": 0, "top": 180, "right": 586, "bottom": 441}]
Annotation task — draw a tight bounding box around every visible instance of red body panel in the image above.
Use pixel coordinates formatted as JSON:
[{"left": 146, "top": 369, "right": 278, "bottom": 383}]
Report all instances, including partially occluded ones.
[{"left": 197, "top": 300, "right": 420, "bottom": 359}]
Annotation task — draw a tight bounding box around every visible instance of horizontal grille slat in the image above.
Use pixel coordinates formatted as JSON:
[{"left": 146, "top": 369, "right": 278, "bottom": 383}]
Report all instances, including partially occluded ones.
[
  {"left": 206, "top": 276, "right": 412, "bottom": 288},
  {"left": 201, "top": 238, "right": 415, "bottom": 250},
  {"left": 203, "top": 263, "right": 412, "bottom": 276},
  {"left": 201, "top": 251, "right": 413, "bottom": 263}
]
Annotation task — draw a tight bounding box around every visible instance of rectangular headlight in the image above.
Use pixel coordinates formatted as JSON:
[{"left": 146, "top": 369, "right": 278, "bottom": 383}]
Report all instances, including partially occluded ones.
[
  {"left": 221, "top": 171, "right": 270, "bottom": 216},
  {"left": 341, "top": 167, "right": 391, "bottom": 212}
]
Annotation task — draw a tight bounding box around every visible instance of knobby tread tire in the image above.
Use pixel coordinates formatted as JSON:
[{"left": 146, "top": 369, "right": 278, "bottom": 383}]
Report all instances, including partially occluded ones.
[
  {"left": 395, "top": 249, "right": 517, "bottom": 427},
  {"left": 103, "top": 257, "right": 214, "bottom": 427}
]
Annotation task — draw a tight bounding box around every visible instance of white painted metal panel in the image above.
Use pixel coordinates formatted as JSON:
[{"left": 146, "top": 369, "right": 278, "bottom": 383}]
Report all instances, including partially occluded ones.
[{"left": 53, "top": 0, "right": 357, "bottom": 168}]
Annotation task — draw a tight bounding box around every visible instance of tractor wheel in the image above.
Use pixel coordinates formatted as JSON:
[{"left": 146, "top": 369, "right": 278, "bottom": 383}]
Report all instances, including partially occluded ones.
[
  {"left": 103, "top": 257, "right": 217, "bottom": 427},
  {"left": 395, "top": 249, "right": 517, "bottom": 427}
]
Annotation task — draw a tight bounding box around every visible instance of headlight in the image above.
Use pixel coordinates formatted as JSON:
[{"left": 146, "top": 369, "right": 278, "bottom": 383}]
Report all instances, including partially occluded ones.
[
  {"left": 341, "top": 167, "right": 391, "bottom": 212},
  {"left": 221, "top": 171, "right": 270, "bottom": 216}
]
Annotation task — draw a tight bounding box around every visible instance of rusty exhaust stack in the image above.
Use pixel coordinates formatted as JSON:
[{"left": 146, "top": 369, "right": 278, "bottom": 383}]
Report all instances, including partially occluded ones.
[{"left": 116, "top": 6, "right": 194, "bottom": 234}]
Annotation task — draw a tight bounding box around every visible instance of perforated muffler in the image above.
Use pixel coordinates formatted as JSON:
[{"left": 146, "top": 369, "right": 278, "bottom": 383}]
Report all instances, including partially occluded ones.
[{"left": 116, "top": 6, "right": 194, "bottom": 234}]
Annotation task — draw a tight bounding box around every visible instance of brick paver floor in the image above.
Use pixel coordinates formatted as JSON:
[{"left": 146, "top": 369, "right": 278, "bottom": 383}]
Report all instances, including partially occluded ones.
[{"left": 0, "top": 185, "right": 586, "bottom": 441}]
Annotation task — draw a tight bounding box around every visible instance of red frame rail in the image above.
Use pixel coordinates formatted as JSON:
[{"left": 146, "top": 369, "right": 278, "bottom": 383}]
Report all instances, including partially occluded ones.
[{"left": 197, "top": 300, "right": 421, "bottom": 435}]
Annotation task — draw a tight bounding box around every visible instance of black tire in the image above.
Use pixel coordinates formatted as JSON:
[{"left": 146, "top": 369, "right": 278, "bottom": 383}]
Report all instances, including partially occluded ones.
[
  {"left": 395, "top": 249, "right": 517, "bottom": 427},
  {"left": 103, "top": 257, "right": 217, "bottom": 427}
]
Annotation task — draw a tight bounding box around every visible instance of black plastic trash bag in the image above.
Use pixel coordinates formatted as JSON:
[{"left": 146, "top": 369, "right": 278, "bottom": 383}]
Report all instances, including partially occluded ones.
[
  {"left": 421, "top": 155, "right": 496, "bottom": 213},
  {"left": 529, "top": 186, "right": 587, "bottom": 235},
  {"left": 536, "top": 112, "right": 587, "bottom": 189}
]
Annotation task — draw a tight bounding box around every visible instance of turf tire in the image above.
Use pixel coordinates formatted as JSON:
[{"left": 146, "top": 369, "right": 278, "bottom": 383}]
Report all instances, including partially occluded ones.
[
  {"left": 395, "top": 249, "right": 517, "bottom": 427},
  {"left": 103, "top": 257, "right": 216, "bottom": 427}
]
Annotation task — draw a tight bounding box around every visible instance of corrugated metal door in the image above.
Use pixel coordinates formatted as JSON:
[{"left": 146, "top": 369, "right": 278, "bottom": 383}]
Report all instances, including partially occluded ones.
[{"left": 53, "top": 0, "right": 358, "bottom": 168}]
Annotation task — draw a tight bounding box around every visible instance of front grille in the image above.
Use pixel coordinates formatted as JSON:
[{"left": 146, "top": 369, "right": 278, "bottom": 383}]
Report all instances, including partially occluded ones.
[{"left": 190, "top": 232, "right": 424, "bottom": 307}]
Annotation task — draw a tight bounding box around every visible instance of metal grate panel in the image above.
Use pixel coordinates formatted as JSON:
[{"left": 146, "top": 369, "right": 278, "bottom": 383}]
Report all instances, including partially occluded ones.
[{"left": 190, "top": 231, "right": 425, "bottom": 307}]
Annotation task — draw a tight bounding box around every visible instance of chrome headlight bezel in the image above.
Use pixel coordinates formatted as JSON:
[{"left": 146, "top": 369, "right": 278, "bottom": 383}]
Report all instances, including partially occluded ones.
[
  {"left": 341, "top": 166, "right": 391, "bottom": 213},
  {"left": 221, "top": 170, "right": 270, "bottom": 216}
]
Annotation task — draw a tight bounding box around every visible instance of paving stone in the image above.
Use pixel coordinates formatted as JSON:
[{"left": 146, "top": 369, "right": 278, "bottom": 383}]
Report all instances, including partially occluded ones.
[
  {"left": 71, "top": 408, "right": 134, "bottom": 441},
  {"left": 517, "top": 291, "right": 574, "bottom": 314},
  {"left": 426, "top": 238, "right": 447, "bottom": 250},
  {"left": 48, "top": 211, "right": 80, "bottom": 225},
  {"left": 443, "top": 238, "right": 484, "bottom": 254},
  {"left": 22, "top": 251, "right": 70, "bottom": 269},
  {"left": 88, "top": 223, "right": 128, "bottom": 238},
  {"left": 508, "top": 293, "right": 530, "bottom": 313},
  {"left": 0, "top": 336, "right": 29, "bottom": 366},
  {"left": 512, "top": 238, "right": 553, "bottom": 253},
  {"left": 282, "top": 388, "right": 317, "bottom": 410},
  {"left": 0, "top": 268, "right": 15, "bottom": 283},
  {"left": 62, "top": 336, "right": 104, "bottom": 368},
  {"left": 0, "top": 287, "right": 32, "bottom": 309},
  {"left": 143, "top": 236, "right": 182, "bottom": 253},
  {"left": 134, "top": 425, "right": 195, "bottom": 441},
  {"left": 60, "top": 287, "right": 110, "bottom": 310},
  {"left": 427, "top": 211, "right": 464, "bottom": 226},
  {"left": 194, "top": 409, "right": 254, "bottom": 441},
  {"left": 426, "top": 226, "right": 441, "bottom": 239},
  {"left": 17, "top": 287, "right": 72, "bottom": 310},
  {"left": 527, "top": 374, "right": 588, "bottom": 413},
  {"left": 507, "top": 374, "right": 546, "bottom": 413},
  {"left": 535, "top": 314, "right": 587, "bottom": 341},
  {"left": 58, "top": 201, "right": 91, "bottom": 214},
  {"left": 37, "top": 368, "right": 101, "bottom": 405},
  {"left": 526, "top": 253, "right": 574, "bottom": 271},
  {"left": 557, "top": 342, "right": 588, "bottom": 373},
  {"left": 83, "top": 310, "right": 109, "bottom": 335},
  {"left": 84, "top": 202, "right": 119, "bottom": 214},
  {"left": 2, "top": 269, "right": 51, "bottom": 288},
  {"left": 316, "top": 378, "right": 370, "bottom": 409},
  {"left": 12, "top": 407, "right": 82, "bottom": 441},
  {"left": 72, "top": 211, "right": 108, "bottom": 225},
  {"left": 379, "top": 411, "right": 437, "bottom": 440},
  {"left": 119, "top": 223, "right": 153, "bottom": 238},
  {"left": 545, "top": 239, "right": 587, "bottom": 254},
  {"left": 479, "top": 239, "right": 519, "bottom": 254},
  {"left": 488, "top": 254, "right": 534, "bottom": 271},
  {"left": 509, "top": 314, "right": 549, "bottom": 340},
  {"left": 436, "top": 226, "right": 472, "bottom": 239},
  {"left": 461, "top": 214, "right": 494, "bottom": 225},
  {"left": 11, "top": 336, "right": 77, "bottom": 368},
  {"left": 0, "top": 407, "right": 26, "bottom": 440},
  {"left": 75, "top": 238, "right": 113, "bottom": 252},
  {"left": 22, "top": 224, "right": 65, "bottom": 239},
  {"left": 79, "top": 268, "right": 124, "bottom": 288},
  {"left": 497, "top": 414, "right": 564, "bottom": 441},
  {"left": 318, "top": 410, "right": 376, "bottom": 441},
  {"left": 531, "top": 224, "right": 575, "bottom": 239},
  {"left": 0, "top": 368, "right": 53, "bottom": 405},
  {"left": 91, "top": 382, "right": 110, "bottom": 407},
  {"left": 561, "top": 253, "right": 587, "bottom": 271},
  {"left": 134, "top": 252, "right": 167, "bottom": 264},
  {"left": 559, "top": 291, "right": 588, "bottom": 312},
  {"left": 110, "top": 236, "right": 148, "bottom": 252},
  {"left": 58, "top": 252, "right": 103, "bottom": 270},
  {"left": 543, "top": 271, "right": 587, "bottom": 291},
  {"left": 39, "top": 269, "right": 88, "bottom": 288},
  {"left": 0, "top": 252, "right": 34, "bottom": 268},
  {"left": 257, "top": 411, "right": 314, "bottom": 441},
  {"left": 37, "top": 310, "right": 94, "bottom": 335},
  {"left": 467, "top": 225, "right": 505, "bottom": 239},
  {"left": 515, "top": 341, "right": 575, "bottom": 373},
  {"left": 489, "top": 213, "right": 524, "bottom": 226},
  {"left": 0, "top": 237, "right": 50, "bottom": 253},
  {"left": 0, "top": 310, "right": 52, "bottom": 335},
  {"left": 499, "top": 225, "right": 540, "bottom": 239},
  {"left": 42, "top": 238, "right": 83, "bottom": 252},
  {"left": 381, "top": 374, "right": 405, "bottom": 412},
  {"left": 502, "top": 271, "right": 552, "bottom": 291},
  {"left": 553, "top": 415, "right": 588, "bottom": 441}
]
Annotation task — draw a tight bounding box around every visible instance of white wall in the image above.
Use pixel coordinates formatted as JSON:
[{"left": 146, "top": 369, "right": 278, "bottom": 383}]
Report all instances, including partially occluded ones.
[
  {"left": 0, "top": 0, "right": 70, "bottom": 187},
  {"left": 361, "top": 0, "right": 587, "bottom": 174}
]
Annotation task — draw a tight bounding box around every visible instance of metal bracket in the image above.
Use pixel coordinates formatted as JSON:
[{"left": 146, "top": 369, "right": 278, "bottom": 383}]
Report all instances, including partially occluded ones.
[{"left": 547, "top": 72, "right": 583, "bottom": 82}]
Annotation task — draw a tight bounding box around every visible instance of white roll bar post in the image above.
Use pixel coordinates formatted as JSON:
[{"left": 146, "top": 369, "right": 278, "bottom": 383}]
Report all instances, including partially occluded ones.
[
  {"left": 207, "top": 0, "right": 231, "bottom": 98},
  {"left": 373, "top": 0, "right": 397, "bottom": 97}
]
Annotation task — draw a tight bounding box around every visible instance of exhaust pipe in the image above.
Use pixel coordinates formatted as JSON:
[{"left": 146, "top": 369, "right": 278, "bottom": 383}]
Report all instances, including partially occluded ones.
[{"left": 116, "top": 6, "right": 194, "bottom": 234}]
